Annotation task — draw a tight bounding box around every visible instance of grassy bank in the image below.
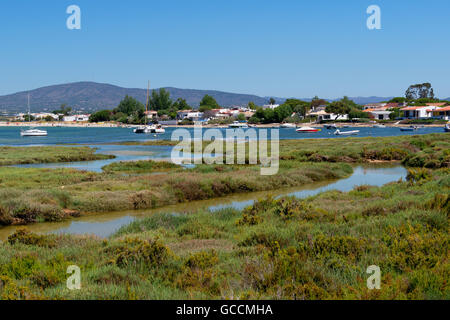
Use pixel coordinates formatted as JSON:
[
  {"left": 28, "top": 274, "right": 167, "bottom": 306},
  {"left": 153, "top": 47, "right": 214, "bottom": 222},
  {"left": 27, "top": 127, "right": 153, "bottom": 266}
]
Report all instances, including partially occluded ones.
[
  {"left": 113, "top": 133, "right": 449, "bottom": 168},
  {"left": 0, "top": 133, "right": 447, "bottom": 226},
  {"left": 0, "top": 146, "right": 114, "bottom": 166},
  {"left": 0, "top": 167, "right": 447, "bottom": 300},
  {"left": 0, "top": 162, "right": 352, "bottom": 225}
]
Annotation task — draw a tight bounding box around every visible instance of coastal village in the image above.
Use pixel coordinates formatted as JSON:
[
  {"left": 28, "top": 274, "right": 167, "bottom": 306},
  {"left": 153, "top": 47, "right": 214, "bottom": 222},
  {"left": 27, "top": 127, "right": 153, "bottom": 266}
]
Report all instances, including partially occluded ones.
[{"left": 5, "top": 100, "right": 450, "bottom": 126}]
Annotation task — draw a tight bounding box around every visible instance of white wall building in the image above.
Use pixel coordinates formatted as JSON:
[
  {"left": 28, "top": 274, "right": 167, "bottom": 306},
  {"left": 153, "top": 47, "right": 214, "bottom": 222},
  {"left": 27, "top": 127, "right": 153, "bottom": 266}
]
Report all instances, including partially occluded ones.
[
  {"left": 400, "top": 106, "right": 440, "bottom": 119},
  {"left": 63, "top": 114, "right": 90, "bottom": 122}
]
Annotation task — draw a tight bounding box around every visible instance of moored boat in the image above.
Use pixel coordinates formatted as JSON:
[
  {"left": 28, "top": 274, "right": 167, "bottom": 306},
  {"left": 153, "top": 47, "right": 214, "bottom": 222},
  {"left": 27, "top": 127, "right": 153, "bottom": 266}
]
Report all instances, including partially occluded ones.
[
  {"left": 20, "top": 94, "right": 48, "bottom": 137},
  {"left": 334, "top": 129, "right": 359, "bottom": 136},
  {"left": 296, "top": 126, "right": 320, "bottom": 133},
  {"left": 445, "top": 123, "right": 450, "bottom": 132},
  {"left": 400, "top": 126, "right": 418, "bottom": 132},
  {"left": 280, "top": 123, "right": 297, "bottom": 128},
  {"left": 151, "top": 124, "right": 166, "bottom": 133},
  {"left": 373, "top": 124, "right": 386, "bottom": 128},
  {"left": 21, "top": 128, "right": 48, "bottom": 136},
  {"left": 229, "top": 121, "right": 249, "bottom": 128}
]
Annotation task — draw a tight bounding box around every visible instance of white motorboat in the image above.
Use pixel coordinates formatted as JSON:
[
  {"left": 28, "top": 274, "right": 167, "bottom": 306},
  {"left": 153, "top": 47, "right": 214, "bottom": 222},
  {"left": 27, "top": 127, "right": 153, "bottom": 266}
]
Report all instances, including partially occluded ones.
[
  {"left": 324, "top": 124, "right": 338, "bottom": 130},
  {"left": 229, "top": 121, "right": 249, "bottom": 128},
  {"left": 21, "top": 128, "right": 48, "bottom": 136},
  {"left": 373, "top": 124, "right": 386, "bottom": 128},
  {"left": 134, "top": 126, "right": 152, "bottom": 134},
  {"left": 20, "top": 94, "right": 47, "bottom": 137},
  {"left": 445, "top": 123, "right": 450, "bottom": 132},
  {"left": 134, "top": 124, "right": 165, "bottom": 134},
  {"left": 296, "top": 126, "right": 320, "bottom": 133},
  {"left": 280, "top": 123, "right": 297, "bottom": 128},
  {"left": 152, "top": 124, "right": 165, "bottom": 134},
  {"left": 334, "top": 129, "right": 359, "bottom": 136}
]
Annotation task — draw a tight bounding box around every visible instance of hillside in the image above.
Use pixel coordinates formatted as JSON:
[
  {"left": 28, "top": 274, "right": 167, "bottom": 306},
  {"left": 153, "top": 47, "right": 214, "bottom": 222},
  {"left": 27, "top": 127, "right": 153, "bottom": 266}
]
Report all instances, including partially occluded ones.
[
  {"left": 0, "top": 81, "right": 395, "bottom": 113},
  {"left": 0, "top": 82, "right": 270, "bottom": 113}
]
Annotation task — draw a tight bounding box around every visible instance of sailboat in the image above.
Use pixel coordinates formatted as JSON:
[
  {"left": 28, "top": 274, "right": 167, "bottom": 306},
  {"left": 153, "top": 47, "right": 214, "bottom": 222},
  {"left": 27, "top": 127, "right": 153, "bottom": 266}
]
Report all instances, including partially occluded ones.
[
  {"left": 20, "top": 94, "right": 47, "bottom": 137},
  {"left": 133, "top": 81, "right": 165, "bottom": 134}
]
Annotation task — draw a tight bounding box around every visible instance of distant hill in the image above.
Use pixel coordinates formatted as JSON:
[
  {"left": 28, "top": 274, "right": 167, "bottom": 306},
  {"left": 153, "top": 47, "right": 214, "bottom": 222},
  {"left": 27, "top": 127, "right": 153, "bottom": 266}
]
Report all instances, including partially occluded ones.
[
  {"left": 0, "top": 81, "right": 396, "bottom": 114},
  {"left": 0, "top": 82, "right": 270, "bottom": 113}
]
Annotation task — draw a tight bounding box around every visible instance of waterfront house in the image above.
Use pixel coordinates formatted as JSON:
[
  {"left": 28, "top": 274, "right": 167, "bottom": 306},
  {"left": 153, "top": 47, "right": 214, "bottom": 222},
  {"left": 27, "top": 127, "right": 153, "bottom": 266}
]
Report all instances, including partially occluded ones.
[
  {"left": 429, "top": 106, "right": 450, "bottom": 120},
  {"left": 363, "top": 109, "right": 392, "bottom": 120},
  {"left": 176, "top": 110, "right": 193, "bottom": 120},
  {"left": 400, "top": 106, "right": 440, "bottom": 119},
  {"left": 176, "top": 111, "right": 204, "bottom": 121},
  {"left": 63, "top": 114, "right": 90, "bottom": 122},
  {"left": 307, "top": 108, "right": 349, "bottom": 121},
  {"left": 145, "top": 110, "right": 158, "bottom": 120}
]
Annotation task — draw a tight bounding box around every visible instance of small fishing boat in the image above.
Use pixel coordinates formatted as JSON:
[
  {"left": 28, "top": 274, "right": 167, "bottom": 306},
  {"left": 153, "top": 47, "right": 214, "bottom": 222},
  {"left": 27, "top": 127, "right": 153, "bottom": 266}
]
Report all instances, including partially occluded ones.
[
  {"left": 325, "top": 124, "right": 337, "bottom": 130},
  {"left": 296, "top": 126, "right": 321, "bottom": 133},
  {"left": 445, "top": 123, "right": 450, "bottom": 132},
  {"left": 20, "top": 94, "right": 47, "bottom": 137},
  {"left": 134, "top": 126, "right": 152, "bottom": 134},
  {"left": 21, "top": 128, "right": 48, "bottom": 136},
  {"left": 280, "top": 123, "right": 297, "bottom": 128},
  {"left": 229, "top": 121, "right": 249, "bottom": 128},
  {"left": 151, "top": 124, "right": 165, "bottom": 134},
  {"left": 400, "top": 126, "right": 418, "bottom": 132},
  {"left": 373, "top": 124, "right": 386, "bottom": 128},
  {"left": 334, "top": 129, "right": 359, "bottom": 136}
]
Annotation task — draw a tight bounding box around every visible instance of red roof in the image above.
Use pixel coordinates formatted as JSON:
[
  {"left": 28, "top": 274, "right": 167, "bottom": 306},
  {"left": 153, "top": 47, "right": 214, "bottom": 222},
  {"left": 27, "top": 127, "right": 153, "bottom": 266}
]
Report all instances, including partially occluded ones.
[
  {"left": 432, "top": 106, "right": 450, "bottom": 112},
  {"left": 400, "top": 106, "right": 427, "bottom": 111}
]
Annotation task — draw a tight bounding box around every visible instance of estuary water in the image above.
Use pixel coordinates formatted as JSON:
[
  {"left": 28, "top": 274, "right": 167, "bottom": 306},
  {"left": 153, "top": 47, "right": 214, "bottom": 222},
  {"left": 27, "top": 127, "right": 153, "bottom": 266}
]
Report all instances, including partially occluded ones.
[
  {"left": 0, "top": 165, "right": 407, "bottom": 240},
  {"left": 0, "top": 125, "right": 445, "bottom": 146},
  {"left": 0, "top": 125, "right": 445, "bottom": 172}
]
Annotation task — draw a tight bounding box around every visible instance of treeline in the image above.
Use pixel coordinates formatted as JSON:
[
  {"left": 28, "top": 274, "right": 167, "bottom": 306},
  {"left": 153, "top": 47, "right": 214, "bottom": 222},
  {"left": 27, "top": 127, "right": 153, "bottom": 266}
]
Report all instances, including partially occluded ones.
[
  {"left": 89, "top": 89, "right": 222, "bottom": 123},
  {"left": 249, "top": 96, "right": 369, "bottom": 124}
]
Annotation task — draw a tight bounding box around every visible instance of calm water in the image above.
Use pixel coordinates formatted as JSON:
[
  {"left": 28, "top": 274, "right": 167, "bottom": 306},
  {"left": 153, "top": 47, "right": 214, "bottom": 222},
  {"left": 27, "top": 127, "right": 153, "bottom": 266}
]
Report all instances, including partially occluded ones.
[
  {"left": 0, "top": 165, "right": 407, "bottom": 240},
  {"left": 1, "top": 125, "right": 444, "bottom": 171},
  {"left": 0, "top": 125, "right": 445, "bottom": 146}
]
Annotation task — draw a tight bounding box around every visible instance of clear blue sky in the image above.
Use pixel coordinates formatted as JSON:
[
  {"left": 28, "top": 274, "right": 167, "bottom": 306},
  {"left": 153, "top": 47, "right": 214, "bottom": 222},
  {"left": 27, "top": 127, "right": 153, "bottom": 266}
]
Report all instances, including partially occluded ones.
[{"left": 1, "top": 0, "right": 449, "bottom": 98}]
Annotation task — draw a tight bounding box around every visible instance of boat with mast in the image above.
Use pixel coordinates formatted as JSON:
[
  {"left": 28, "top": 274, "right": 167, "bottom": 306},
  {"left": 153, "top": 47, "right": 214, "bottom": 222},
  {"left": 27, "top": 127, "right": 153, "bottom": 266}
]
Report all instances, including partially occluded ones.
[
  {"left": 134, "top": 81, "right": 165, "bottom": 134},
  {"left": 134, "top": 81, "right": 152, "bottom": 134},
  {"left": 20, "top": 94, "right": 47, "bottom": 137}
]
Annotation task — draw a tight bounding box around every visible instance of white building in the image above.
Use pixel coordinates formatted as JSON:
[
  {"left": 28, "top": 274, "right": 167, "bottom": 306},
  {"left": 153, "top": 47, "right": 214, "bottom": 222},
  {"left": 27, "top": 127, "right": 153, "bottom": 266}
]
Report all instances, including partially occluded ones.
[
  {"left": 367, "top": 110, "right": 392, "bottom": 120},
  {"left": 307, "top": 109, "right": 348, "bottom": 121},
  {"left": 63, "top": 114, "right": 90, "bottom": 122},
  {"left": 400, "top": 106, "right": 440, "bottom": 119}
]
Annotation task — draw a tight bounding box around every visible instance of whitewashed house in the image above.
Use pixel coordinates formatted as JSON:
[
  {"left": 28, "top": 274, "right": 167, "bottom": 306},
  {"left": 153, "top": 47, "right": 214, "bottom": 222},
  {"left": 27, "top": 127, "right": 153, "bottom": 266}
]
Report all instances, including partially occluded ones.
[
  {"left": 400, "top": 106, "right": 440, "bottom": 119},
  {"left": 63, "top": 114, "right": 90, "bottom": 122}
]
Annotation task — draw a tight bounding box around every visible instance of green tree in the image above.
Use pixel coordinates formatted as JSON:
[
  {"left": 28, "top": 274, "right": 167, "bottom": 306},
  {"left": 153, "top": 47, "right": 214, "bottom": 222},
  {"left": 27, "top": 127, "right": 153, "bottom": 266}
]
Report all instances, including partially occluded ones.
[
  {"left": 89, "top": 110, "right": 111, "bottom": 122},
  {"left": 388, "top": 97, "right": 407, "bottom": 104},
  {"left": 149, "top": 88, "right": 173, "bottom": 111},
  {"left": 310, "top": 96, "right": 328, "bottom": 109},
  {"left": 236, "top": 113, "right": 246, "bottom": 121},
  {"left": 114, "top": 95, "right": 145, "bottom": 115},
  {"left": 283, "top": 99, "right": 310, "bottom": 117},
  {"left": 248, "top": 102, "right": 257, "bottom": 110},
  {"left": 269, "top": 98, "right": 276, "bottom": 105},
  {"left": 405, "top": 83, "right": 435, "bottom": 100},
  {"left": 52, "top": 104, "right": 72, "bottom": 116},
  {"left": 199, "top": 95, "right": 219, "bottom": 112},
  {"left": 274, "top": 104, "right": 293, "bottom": 122},
  {"left": 172, "top": 98, "right": 190, "bottom": 111}
]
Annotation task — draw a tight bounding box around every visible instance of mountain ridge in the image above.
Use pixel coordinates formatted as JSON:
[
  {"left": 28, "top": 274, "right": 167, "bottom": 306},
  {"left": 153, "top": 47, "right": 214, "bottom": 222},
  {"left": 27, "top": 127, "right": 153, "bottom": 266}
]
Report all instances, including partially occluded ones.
[{"left": 0, "top": 81, "right": 396, "bottom": 113}]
